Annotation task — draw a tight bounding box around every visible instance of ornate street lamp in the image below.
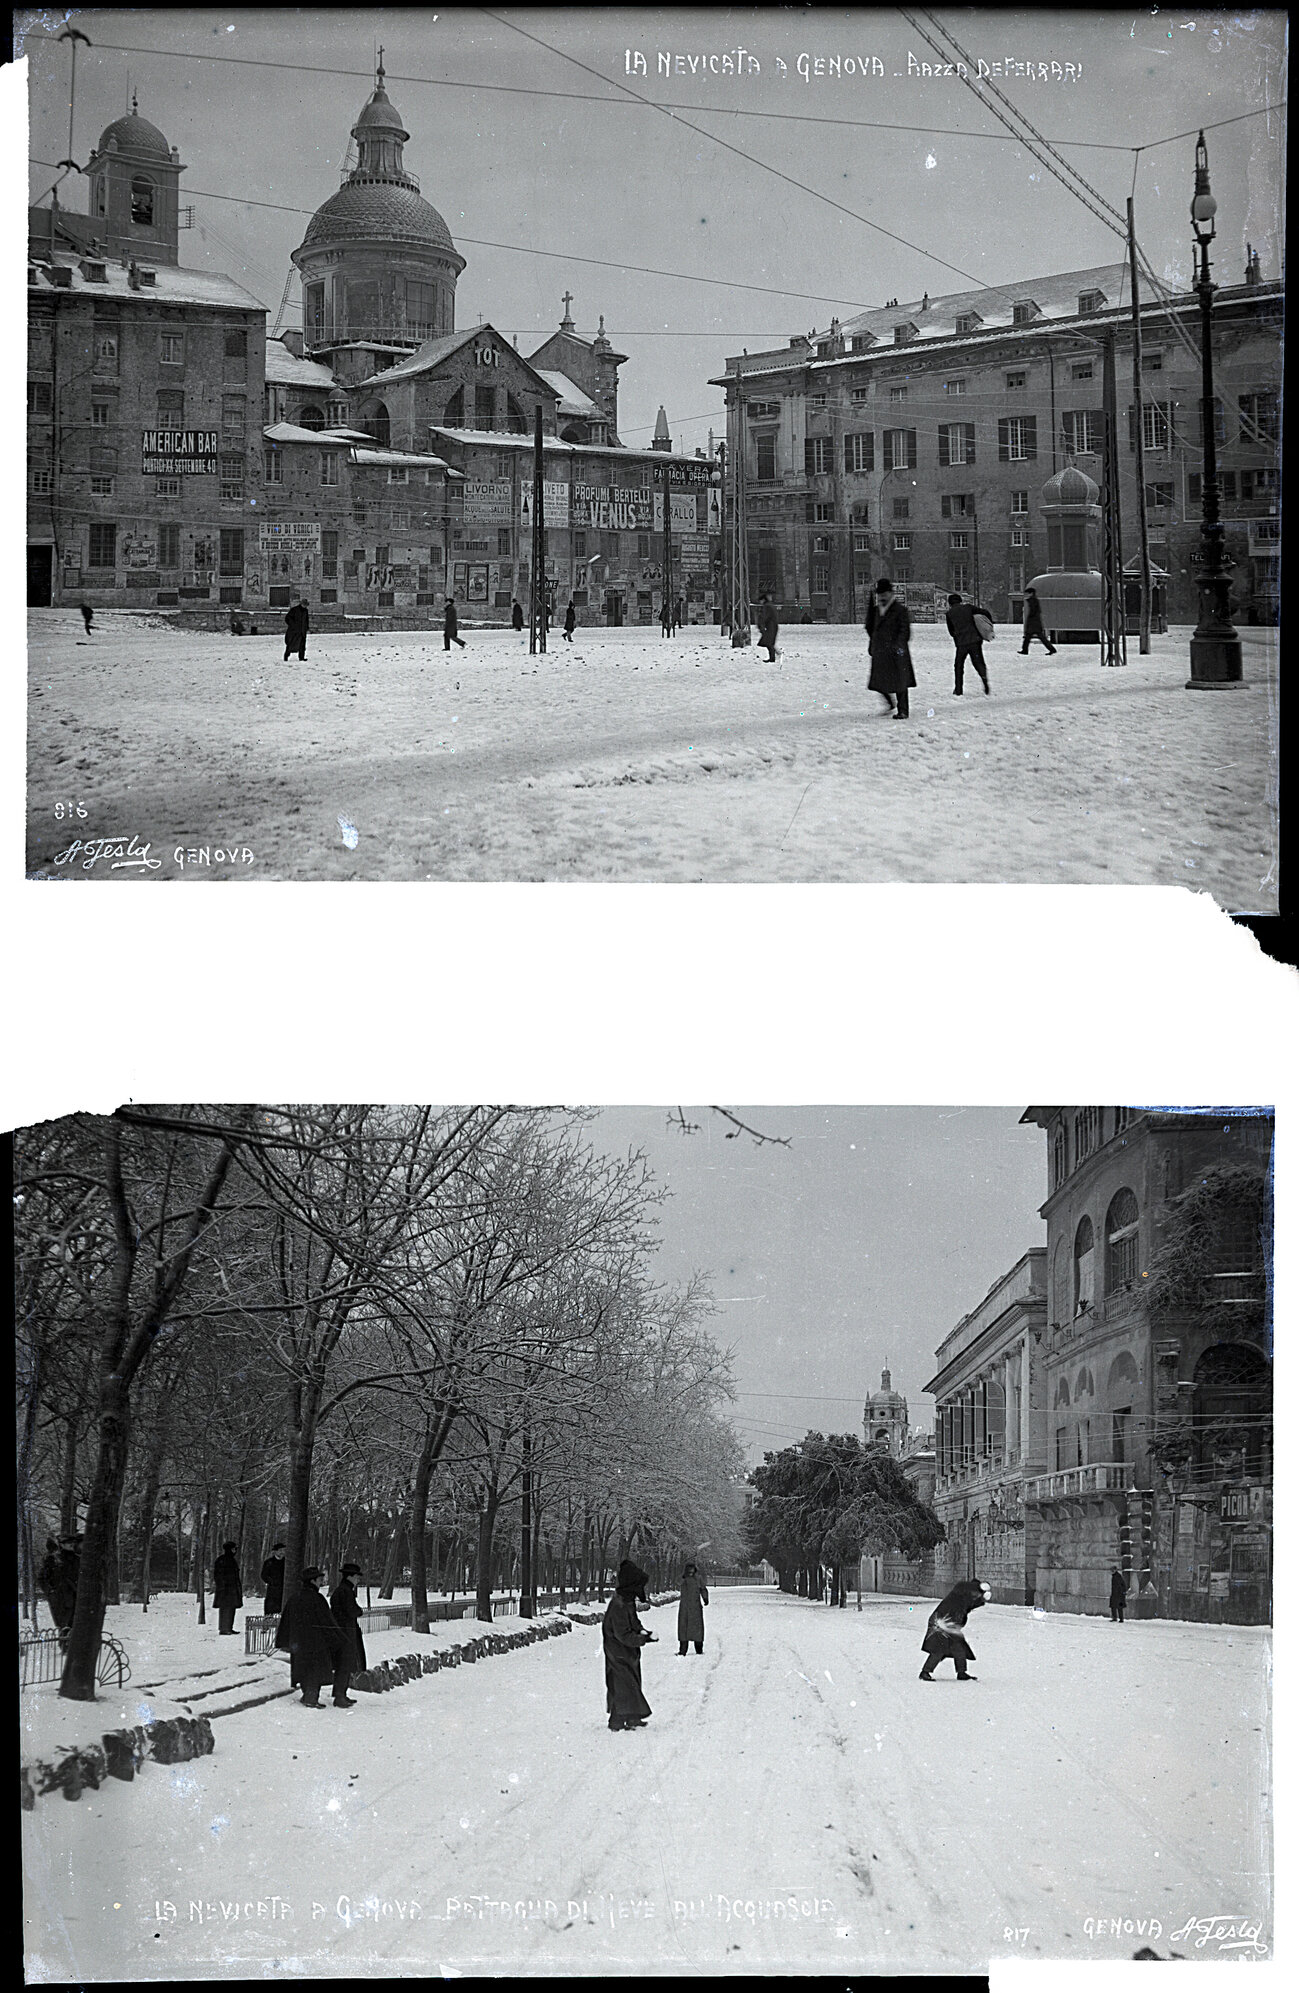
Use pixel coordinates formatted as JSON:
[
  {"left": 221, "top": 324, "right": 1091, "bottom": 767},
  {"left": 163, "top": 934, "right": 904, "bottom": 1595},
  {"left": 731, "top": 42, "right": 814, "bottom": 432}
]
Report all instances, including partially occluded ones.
[{"left": 1186, "top": 132, "right": 1244, "bottom": 688}]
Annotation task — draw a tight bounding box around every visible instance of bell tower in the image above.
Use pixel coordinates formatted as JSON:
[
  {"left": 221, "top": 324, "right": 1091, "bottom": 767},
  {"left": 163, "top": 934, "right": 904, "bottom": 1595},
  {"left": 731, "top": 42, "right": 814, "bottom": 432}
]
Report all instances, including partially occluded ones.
[{"left": 86, "top": 96, "right": 185, "bottom": 266}]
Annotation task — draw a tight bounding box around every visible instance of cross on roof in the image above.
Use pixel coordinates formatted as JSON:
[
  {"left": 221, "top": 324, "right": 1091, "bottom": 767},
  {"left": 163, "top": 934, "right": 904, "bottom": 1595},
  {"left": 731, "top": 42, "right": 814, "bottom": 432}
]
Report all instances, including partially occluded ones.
[
  {"left": 376, "top": 45, "right": 385, "bottom": 88},
  {"left": 561, "top": 290, "right": 575, "bottom": 328}
]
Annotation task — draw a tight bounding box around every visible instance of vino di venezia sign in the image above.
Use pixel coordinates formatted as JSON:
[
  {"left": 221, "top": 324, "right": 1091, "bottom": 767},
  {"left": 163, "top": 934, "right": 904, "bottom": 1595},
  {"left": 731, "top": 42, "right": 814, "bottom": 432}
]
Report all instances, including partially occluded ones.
[{"left": 141, "top": 429, "right": 219, "bottom": 474}]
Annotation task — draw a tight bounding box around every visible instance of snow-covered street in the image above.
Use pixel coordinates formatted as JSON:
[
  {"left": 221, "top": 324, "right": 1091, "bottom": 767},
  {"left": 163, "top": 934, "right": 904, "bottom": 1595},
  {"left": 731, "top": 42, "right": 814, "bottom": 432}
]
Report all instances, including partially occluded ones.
[
  {"left": 26, "top": 615, "right": 1277, "bottom": 903},
  {"left": 22, "top": 1585, "right": 1271, "bottom": 1979}
]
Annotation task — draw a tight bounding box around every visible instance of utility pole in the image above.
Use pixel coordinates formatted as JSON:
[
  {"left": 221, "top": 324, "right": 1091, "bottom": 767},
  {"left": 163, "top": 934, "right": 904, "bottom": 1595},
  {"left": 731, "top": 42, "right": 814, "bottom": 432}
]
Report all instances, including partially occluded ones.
[
  {"left": 529, "top": 402, "right": 546, "bottom": 654},
  {"left": 1100, "top": 330, "right": 1127, "bottom": 669},
  {"left": 1127, "top": 197, "right": 1153, "bottom": 654},
  {"left": 661, "top": 458, "right": 674, "bottom": 631},
  {"left": 520, "top": 1426, "right": 534, "bottom": 1618},
  {"left": 729, "top": 400, "right": 751, "bottom": 644},
  {"left": 972, "top": 504, "right": 981, "bottom": 606}
]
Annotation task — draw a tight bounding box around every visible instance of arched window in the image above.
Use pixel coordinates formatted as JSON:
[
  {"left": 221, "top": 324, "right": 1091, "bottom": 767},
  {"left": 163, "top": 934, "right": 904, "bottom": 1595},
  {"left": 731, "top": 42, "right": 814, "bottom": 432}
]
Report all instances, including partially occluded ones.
[
  {"left": 506, "top": 395, "right": 528, "bottom": 434},
  {"left": 1074, "top": 1367, "right": 1093, "bottom": 1400},
  {"left": 1073, "top": 1216, "right": 1095, "bottom": 1316},
  {"left": 560, "top": 422, "right": 585, "bottom": 444},
  {"left": 94, "top": 177, "right": 107, "bottom": 218},
  {"left": 298, "top": 404, "right": 326, "bottom": 433},
  {"left": 1105, "top": 1188, "right": 1140, "bottom": 1292},
  {"left": 359, "top": 401, "right": 390, "bottom": 448},
  {"left": 1192, "top": 1342, "right": 1271, "bottom": 1479},
  {"left": 1051, "top": 1238, "right": 1068, "bottom": 1329},
  {"left": 1053, "top": 1376, "right": 1071, "bottom": 1409},
  {"left": 130, "top": 176, "right": 155, "bottom": 226},
  {"left": 443, "top": 386, "right": 465, "bottom": 427}
]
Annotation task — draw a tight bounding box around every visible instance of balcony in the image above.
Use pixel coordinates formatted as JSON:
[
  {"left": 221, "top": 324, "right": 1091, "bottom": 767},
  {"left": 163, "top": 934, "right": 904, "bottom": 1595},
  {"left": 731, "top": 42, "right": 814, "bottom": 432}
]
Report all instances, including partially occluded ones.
[
  {"left": 1024, "top": 1462, "right": 1132, "bottom": 1504},
  {"left": 304, "top": 320, "right": 439, "bottom": 354}
]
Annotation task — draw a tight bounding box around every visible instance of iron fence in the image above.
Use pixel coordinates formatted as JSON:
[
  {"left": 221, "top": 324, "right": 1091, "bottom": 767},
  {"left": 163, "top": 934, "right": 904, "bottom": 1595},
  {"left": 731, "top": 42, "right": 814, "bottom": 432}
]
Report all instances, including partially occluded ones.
[{"left": 19, "top": 1629, "right": 129, "bottom": 1690}]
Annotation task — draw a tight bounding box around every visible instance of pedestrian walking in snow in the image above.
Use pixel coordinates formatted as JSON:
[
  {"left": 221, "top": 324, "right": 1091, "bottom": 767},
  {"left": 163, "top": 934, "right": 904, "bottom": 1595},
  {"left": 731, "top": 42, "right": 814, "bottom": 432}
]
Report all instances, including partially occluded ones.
[
  {"left": 261, "top": 1543, "right": 286, "bottom": 1617},
  {"left": 603, "top": 1558, "right": 656, "bottom": 1729},
  {"left": 512, "top": 600, "right": 524, "bottom": 632},
  {"left": 328, "top": 1563, "right": 365, "bottom": 1704},
  {"left": 677, "top": 1562, "right": 709, "bottom": 1655},
  {"left": 756, "top": 593, "right": 779, "bottom": 661},
  {"left": 79, "top": 601, "right": 94, "bottom": 636},
  {"left": 275, "top": 1567, "right": 349, "bottom": 1707},
  {"left": 563, "top": 600, "right": 576, "bottom": 643},
  {"left": 1020, "top": 587, "right": 1057, "bottom": 655},
  {"left": 660, "top": 601, "right": 673, "bottom": 638},
  {"left": 945, "top": 593, "right": 993, "bottom": 695},
  {"left": 213, "top": 1541, "right": 243, "bottom": 1635},
  {"left": 919, "top": 1578, "right": 991, "bottom": 1680},
  {"left": 675, "top": 597, "right": 686, "bottom": 630},
  {"left": 1110, "top": 1569, "right": 1128, "bottom": 1623},
  {"left": 284, "top": 599, "right": 309, "bottom": 661},
  {"left": 866, "top": 578, "right": 916, "bottom": 718},
  {"left": 444, "top": 598, "right": 466, "bottom": 651}
]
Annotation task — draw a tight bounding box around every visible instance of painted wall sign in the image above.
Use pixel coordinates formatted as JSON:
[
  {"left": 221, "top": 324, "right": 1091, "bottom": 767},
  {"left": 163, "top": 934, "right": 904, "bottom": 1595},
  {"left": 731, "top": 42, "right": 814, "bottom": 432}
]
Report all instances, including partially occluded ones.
[
  {"left": 653, "top": 491, "right": 699, "bottom": 533},
  {"left": 464, "top": 479, "right": 512, "bottom": 523},
  {"left": 258, "top": 521, "right": 322, "bottom": 542},
  {"left": 571, "top": 482, "right": 653, "bottom": 530},
  {"left": 141, "top": 429, "right": 219, "bottom": 473},
  {"left": 519, "top": 481, "right": 571, "bottom": 529}
]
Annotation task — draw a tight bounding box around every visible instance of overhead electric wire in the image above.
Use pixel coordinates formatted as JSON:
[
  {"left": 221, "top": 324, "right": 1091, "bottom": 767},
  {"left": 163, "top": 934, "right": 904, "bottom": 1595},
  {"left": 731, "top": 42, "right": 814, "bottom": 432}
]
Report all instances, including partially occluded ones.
[{"left": 19, "top": 26, "right": 1281, "bottom": 152}]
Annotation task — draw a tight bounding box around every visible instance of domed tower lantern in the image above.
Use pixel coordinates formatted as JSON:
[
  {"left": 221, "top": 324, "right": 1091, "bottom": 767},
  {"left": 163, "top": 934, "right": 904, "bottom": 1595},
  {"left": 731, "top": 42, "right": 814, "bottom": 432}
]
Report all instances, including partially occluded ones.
[
  {"left": 292, "top": 52, "right": 467, "bottom": 384},
  {"left": 864, "top": 1364, "right": 909, "bottom": 1458},
  {"left": 1027, "top": 462, "right": 1103, "bottom": 645}
]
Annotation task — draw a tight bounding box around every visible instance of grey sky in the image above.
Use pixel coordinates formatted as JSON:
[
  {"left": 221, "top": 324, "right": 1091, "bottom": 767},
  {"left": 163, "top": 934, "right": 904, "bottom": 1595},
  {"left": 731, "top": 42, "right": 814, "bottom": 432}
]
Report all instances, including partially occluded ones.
[
  {"left": 23, "top": 8, "right": 1285, "bottom": 454},
  {"left": 590, "top": 1106, "right": 1046, "bottom": 1467}
]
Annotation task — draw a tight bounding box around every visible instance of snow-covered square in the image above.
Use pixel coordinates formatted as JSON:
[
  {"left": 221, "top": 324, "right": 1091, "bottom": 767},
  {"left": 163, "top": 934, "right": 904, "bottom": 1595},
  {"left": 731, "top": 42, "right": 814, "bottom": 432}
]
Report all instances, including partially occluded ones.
[
  {"left": 26, "top": 614, "right": 1277, "bottom": 900},
  {"left": 21, "top": 1586, "right": 1271, "bottom": 1979}
]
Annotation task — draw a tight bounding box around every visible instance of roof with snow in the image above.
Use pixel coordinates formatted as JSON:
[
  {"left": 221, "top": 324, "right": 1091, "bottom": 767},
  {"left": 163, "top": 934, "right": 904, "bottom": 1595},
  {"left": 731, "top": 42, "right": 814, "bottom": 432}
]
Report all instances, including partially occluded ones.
[
  {"left": 265, "top": 339, "right": 338, "bottom": 389},
  {"left": 427, "top": 427, "right": 717, "bottom": 469},
  {"left": 534, "top": 370, "right": 600, "bottom": 418},
  {"left": 357, "top": 325, "right": 557, "bottom": 395},
  {"left": 26, "top": 242, "right": 264, "bottom": 314},
  {"left": 351, "top": 446, "right": 457, "bottom": 470},
  {"left": 263, "top": 422, "right": 371, "bottom": 445}
]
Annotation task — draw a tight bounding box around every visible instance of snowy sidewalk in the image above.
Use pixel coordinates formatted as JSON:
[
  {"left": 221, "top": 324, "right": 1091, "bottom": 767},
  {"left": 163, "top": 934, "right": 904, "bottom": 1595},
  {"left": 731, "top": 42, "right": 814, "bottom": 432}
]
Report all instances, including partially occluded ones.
[
  {"left": 22, "top": 1586, "right": 1271, "bottom": 1978},
  {"left": 26, "top": 617, "right": 1277, "bottom": 901}
]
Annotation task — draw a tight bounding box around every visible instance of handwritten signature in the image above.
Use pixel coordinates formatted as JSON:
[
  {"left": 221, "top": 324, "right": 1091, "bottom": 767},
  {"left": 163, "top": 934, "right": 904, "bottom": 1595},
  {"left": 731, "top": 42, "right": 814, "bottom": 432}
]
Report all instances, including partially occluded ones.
[
  {"left": 53, "top": 835, "right": 161, "bottom": 873},
  {"left": 1169, "top": 1915, "right": 1268, "bottom": 1956}
]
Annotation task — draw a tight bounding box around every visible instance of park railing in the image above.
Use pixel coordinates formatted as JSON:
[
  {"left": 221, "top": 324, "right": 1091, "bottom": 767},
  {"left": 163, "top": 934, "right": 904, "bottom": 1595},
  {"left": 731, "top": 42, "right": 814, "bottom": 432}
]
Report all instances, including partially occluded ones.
[{"left": 19, "top": 1629, "right": 129, "bottom": 1691}]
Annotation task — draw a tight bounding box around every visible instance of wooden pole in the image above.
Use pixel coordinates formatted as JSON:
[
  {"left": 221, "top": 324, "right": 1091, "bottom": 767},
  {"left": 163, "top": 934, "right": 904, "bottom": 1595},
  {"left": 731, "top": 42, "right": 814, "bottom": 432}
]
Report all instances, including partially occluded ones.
[
  {"left": 1128, "top": 197, "right": 1153, "bottom": 654},
  {"left": 529, "top": 403, "right": 546, "bottom": 653}
]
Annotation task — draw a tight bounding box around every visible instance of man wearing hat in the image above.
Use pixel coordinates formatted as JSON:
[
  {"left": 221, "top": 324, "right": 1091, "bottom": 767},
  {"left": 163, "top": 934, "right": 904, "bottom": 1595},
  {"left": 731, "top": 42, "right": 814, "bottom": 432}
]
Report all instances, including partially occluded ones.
[
  {"left": 329, "top": 1563, "right": 366, "bottom": 1698},
  {"left": 274, "top": 1568, "right": 350, "bottom": 1707},
  {"left": 260, "top": 1542, "right": 286, "bottom": 1618}
]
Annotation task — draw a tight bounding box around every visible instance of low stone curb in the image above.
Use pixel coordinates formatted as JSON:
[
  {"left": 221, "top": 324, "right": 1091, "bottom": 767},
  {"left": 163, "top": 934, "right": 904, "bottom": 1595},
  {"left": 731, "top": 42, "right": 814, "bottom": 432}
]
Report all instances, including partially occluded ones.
[
  {"left": 21, "top": 1712, "right": 215, "bottom": 1810},
  {"left": 350, "top": 1611, "right": 574, "bottom": 1694}
]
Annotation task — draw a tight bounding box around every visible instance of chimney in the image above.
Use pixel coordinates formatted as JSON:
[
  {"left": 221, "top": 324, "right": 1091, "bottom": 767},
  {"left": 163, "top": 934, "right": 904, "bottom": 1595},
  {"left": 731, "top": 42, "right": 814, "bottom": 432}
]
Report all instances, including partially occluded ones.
[{"left": 1245, "top": 242, "right": 1261, "bottom": 285}]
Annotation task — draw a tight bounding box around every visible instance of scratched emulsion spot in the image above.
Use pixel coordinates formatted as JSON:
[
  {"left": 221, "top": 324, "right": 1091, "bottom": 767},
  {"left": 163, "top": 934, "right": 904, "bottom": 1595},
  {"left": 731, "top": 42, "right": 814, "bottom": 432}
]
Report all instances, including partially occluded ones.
[{"left": 337, "top": 816, "right": 359, "bottom": 850}]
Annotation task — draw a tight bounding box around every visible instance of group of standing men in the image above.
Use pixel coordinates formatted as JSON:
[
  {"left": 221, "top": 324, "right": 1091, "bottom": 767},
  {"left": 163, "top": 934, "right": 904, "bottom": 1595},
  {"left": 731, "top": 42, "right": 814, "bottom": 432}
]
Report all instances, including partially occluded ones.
[{"left": 213, "top": 1541, "right": 368, "bottom": 1709}]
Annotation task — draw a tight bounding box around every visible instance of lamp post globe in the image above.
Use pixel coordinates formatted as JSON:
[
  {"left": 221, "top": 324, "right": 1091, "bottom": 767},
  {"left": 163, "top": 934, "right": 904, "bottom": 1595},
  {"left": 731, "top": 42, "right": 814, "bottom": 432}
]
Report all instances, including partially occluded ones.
[{"left": 1186, "top": 132, "right": 1244, "bottom": 688}]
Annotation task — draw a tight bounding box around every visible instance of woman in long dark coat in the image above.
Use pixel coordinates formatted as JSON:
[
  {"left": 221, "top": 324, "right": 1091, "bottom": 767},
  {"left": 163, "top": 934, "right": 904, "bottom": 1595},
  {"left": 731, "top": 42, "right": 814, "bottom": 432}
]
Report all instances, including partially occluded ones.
[
  {"left": 275, "top": 1568, "right": 348, "bottom": 1707},
  {"left": 919, "top": 1578, "right": 990, "bottom": 1680},
  {"left": 677, "top": 1562, "right": 709, "bottom": 1655},
  {"left": 866, "top": 578, "right": 916, "bottom": 718},
  {"left": 213, "top": 1541, "right": 243, "bottom": 1635},
  {"left": 329, "top": 1563, "right": 367, "bottom": 1675},
  {"left": 603, "top": 1559, "right": 656, "bottom": 1729}
]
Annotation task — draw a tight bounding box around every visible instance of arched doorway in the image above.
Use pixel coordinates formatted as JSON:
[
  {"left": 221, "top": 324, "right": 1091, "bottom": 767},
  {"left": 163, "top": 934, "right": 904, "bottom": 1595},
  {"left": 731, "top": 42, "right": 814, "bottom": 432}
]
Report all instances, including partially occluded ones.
[{"left": 1192, "top": 1342, "right": 1271, "bottom": 1480}]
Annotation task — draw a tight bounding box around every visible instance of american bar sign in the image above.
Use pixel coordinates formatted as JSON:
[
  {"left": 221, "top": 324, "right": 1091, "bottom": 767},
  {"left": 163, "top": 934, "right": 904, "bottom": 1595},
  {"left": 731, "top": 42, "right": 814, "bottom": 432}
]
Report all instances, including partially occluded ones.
[{"left": 141, "top": 429, "right": 219, "bottom": 474}]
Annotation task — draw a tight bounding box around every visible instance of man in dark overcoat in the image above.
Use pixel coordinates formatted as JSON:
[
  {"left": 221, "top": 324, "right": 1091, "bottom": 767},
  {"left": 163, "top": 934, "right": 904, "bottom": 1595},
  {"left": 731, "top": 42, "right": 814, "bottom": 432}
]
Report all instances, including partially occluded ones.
[
  {"left": 866, "top": 578, "right": 916, "bottom": 717},
  {"left": 261, "top": 1542, "right": 286, "bottom": 1617},
  {"left": 275, "top": 1567, "right": 350, "bottom": 1707},
  {"left": 444, "top": 598, "right": 466, "bottom": 650},
  {"left": 330, "top": 1563, "right": 366, "bottom": 1694},
  {"left": 284, "top": 599, "right": 310, "bottom": 661},
  {"left": 1020, "top": 586, "right": 1057, "bottom": 655},
  {"left": 213, "top": 1540, "right": 243, "bottom": 1635},
  {"left": 677, "top": 1562, "right": 709, "bottom": 1655},
  {"left": 40, "top": 1536, "right": 77, "bottom": 1633},
  {"left": 945, "top": 593, "right": 994, "bottom": 695},
  {"left": 603, "top": 1559, "right": 656, "bottom": 1730},
  {"left": 919, "top": 1578, "right": 991, "bottom": 1680},
  {"left": 512, "top": 600, "right": 525, "bottom": 631},
  {"left": 756, "top": 594, "right": 779, "bottom": 661},
  {"left": 1109, "top": 1568, "right": 1128, "bottom": 1623}
]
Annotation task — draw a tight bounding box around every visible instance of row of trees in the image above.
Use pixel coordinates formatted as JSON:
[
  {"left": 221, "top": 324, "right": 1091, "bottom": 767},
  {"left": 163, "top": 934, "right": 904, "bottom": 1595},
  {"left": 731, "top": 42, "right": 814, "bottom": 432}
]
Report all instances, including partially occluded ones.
[
  {"left": 15, "top": 1107, "right": 747, "bottom": 1699},
  {"left": 745, "top": 1432, "right": 944, "bottom": 1605}
]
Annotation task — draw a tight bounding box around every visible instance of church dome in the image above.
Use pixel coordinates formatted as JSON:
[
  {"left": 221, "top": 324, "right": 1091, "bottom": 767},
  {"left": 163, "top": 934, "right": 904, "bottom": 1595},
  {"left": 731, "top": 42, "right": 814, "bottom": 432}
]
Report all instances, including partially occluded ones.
[
  {"left": 95, "top": 111, "right": 172, "bottom": 159},
  {"left": 354, "top": 86, "right": 408, "bottom": 135},
  {"left": 302, "top": 180, "right": 458, "bottom": 252}
]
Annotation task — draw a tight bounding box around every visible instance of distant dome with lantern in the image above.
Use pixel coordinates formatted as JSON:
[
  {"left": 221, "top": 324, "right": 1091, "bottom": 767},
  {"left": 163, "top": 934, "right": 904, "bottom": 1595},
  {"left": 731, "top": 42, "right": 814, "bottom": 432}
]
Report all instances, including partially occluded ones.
[{"left": 292, "top": 54, "right": 466, "bottom": 377}]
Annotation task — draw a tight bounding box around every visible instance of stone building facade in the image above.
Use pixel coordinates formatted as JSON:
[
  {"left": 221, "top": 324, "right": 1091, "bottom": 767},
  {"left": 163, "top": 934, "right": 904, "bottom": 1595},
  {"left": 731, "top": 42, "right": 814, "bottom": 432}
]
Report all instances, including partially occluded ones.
[
  {"left": 925, "top": 1251, "right": 1048, "bottom": 1605},
  {"left": 1020, "top": 1108, "right": 1272, "bottom": 1623},
  {"left": 712, "top": 262, "right": 1281, "bottom": 625},
  {"left": 28, "top": 67, "right": 719, "bottom": 621}
]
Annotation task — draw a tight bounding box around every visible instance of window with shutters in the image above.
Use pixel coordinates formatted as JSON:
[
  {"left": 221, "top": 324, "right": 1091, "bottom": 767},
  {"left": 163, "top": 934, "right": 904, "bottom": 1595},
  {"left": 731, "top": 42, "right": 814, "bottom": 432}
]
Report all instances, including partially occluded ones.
[
  {"left": 945, "top": 378, "right": 967, "bottom": 396},
  {"left": 845, "top": 432, "right": 874, "bottom": 473},
  {"left": 1238, "top": 389, "right": 1279, "bottom": 443},
  {"left": 320, "top": 451, "right": 340, "bottom": 486},
  {"left": 814, "top": 502, "right": 835, "bottom": 522},
  {"left": 812, "top": 535, "right": 829, "bottom": 553},
  {"left": 998, "top": 415, "right": 1037, "bottom": 461},
  {"left": 321, "top": 529, "right": 339, "bottom": 578},
  {"left": 159, "top": 330, "right": 185, "bottom": 367},
  {"left": 1062, "top": 409, "right": 1101, "bottom": 455},
  {"left": 1128, "top": 402, "right": 1170, "bottom": 450},
  {"left": 156, "top": 389, "right": 184, "bottom": 422},
  {"left": 221, "top": 395, "right": 246, "bottom": 437},
  {"left": 889, "top": 384, "right": 908, "bottom": 403},
  {"left": 1074, "top": 1215, "right": 1095, "bottom": 1316},
  {"left": 158, "top": 523, "right": 181, "bottom": 569},
  {"left": 883, "top": 428, "right": 916, "bottom": 470},
  {"left": 264, "top": 447, "right": 282, "bottom": 484},
  {"left": 28, "top": 379, "right": 53, "bottom": 417},
  {"left": 812, "top": 560, "right": 829, "bottom": 593},
  {"left": 220, "top": 455, "right": 244, "bottom": 501},
  {"left": 92, "top": 400, "right": 112, "bottom": 428},
  {"left": 755, "top": 432, "right": 777, "bottom": 481},
  {"left": 804, "top": 436, "right": 830, "bottom": 475},
  {"left": 1011, "top": 489, "right": 1029, "bottom": 513},
  {"left": 1142, "top": 350, "right": 1164, "bottom": 372},
  {"left": 94, "top": 325, "right": 119, "bottom": 373},
  {"left": 223, "top": 329, "right": 247, "bottom": 381},
  {"left": 892, "top": 497, "right": 910, "bottom": 519},
  {"left": 938, "top": 422, "right": 975, "bottom": 465},
  {"left": 1070, "top": 360, "right": 1094, "bottom": 382},
  {"left": 941, "top": 493, "right": 972, "bottom": 518},
  {"left": 950, "top": 559, "right": 970, "bottom": 592},
  {"left": 1005, "top": 369, "right": 1027, "bottom": 390},
  {"left": 1145, "top": 481, "right": 1174, "bottom": 509}
]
